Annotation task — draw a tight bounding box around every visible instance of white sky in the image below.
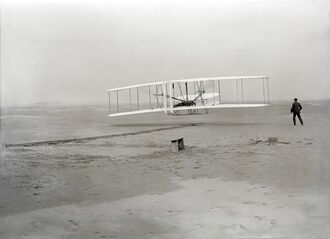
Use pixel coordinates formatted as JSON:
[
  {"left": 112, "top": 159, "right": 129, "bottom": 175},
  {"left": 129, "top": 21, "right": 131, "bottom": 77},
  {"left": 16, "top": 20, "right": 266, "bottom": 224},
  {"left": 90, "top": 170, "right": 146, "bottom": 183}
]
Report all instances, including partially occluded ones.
[{"left": 1, "top": 0, "right": 330, "bottom": 106}]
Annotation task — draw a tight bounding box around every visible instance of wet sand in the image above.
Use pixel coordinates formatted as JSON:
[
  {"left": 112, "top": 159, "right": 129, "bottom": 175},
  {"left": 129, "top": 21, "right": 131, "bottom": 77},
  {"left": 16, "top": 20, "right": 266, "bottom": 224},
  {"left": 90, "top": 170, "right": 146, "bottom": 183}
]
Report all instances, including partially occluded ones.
[{"left": 0, "top": 102, "right": 329, "bottom": 238}]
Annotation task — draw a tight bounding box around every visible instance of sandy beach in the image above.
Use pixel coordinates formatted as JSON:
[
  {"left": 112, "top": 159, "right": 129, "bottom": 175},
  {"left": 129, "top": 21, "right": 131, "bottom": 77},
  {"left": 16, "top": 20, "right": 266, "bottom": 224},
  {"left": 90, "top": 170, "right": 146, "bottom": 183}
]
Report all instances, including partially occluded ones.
[{"left": 0, "top": 101, "right": 329, "bottom": 238}]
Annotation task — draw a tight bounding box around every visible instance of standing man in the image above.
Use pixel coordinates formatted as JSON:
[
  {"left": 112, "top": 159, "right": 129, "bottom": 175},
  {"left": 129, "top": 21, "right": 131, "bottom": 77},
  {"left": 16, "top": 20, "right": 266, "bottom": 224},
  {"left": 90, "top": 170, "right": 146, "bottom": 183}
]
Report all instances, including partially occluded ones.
[{"left": 290, "top": 98, "right": 303, "bottom": 126}]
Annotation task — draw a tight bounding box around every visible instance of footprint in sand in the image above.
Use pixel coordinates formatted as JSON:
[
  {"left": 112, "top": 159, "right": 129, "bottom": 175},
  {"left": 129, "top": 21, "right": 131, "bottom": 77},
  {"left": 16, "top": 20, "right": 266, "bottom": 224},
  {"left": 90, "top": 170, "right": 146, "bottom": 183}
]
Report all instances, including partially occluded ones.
[
  {"left": 68, "top": 219, "right": 79, "bottom": 226},
  {"left": 226, "top": 224, "right": 248, "bottom": 233},
  {"left": 167, "top": 210, "right": 184, "bottom": 213},
  {"left": 270, "top": 219, "right": 277, "bottom": 226},
  {"left": 254, "top": 215, "right": 265, "bottom": 221},
  {"left": 125, "top": 209, "right": 133, "bottom": 215},
  {"left": 30, "top": 222, "right": 39, "bottom": 228}
]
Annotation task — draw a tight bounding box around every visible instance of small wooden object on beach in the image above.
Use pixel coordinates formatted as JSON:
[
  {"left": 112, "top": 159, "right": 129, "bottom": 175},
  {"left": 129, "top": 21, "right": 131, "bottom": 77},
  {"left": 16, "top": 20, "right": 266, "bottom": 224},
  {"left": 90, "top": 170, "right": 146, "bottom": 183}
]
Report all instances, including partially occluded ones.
[
  {"left": 268, "top": 137, "right": 278, "bottom": 145},
  {"left": 171, "top": 138, "right": 185, "bottom": 152}
]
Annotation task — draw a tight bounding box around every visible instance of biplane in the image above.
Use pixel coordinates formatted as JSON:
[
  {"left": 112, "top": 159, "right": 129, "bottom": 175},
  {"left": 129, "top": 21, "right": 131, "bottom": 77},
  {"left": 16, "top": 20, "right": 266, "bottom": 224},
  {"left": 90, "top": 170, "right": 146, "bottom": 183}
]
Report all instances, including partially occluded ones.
[{"left": 107, "top": 76, "right": 270, "bottom": 117}]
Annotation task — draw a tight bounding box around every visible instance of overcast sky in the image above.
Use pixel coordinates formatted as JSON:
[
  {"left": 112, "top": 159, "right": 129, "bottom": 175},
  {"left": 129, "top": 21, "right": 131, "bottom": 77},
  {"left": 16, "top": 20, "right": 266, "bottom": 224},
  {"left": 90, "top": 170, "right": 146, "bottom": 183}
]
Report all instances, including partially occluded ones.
[{"left": 1, "top": 0, "right": 330, "bottom": 106}]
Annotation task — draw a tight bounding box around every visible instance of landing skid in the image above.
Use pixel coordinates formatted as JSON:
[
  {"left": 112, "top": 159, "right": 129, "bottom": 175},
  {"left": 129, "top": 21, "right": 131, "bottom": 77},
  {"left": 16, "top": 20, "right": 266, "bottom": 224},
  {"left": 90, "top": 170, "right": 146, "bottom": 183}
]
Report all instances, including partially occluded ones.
[{"left": 169, "top": 108, "right": 209, "bottom": 116}]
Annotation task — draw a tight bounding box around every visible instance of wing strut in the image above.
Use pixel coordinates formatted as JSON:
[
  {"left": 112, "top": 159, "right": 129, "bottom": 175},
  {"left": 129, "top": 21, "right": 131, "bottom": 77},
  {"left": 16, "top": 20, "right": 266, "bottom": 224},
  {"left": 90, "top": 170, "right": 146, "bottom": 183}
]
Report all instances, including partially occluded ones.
[
  {"left": 155, "top": 85, "right": 160, "bottom": 108},
  {"left": 129, "top": 88, "right": 132, "bottom": 110},
  {"left": 137, "top": 87, "right": 140, "bottom": 110},
  {"left": 116, "top": 90, "right": 119, "bottom": 112},
  {"left": 218, "top": 80, "right": 221, "bottom": 103},
  {"left": 148, "top": 85, "right": 152, "bottom": 109}
]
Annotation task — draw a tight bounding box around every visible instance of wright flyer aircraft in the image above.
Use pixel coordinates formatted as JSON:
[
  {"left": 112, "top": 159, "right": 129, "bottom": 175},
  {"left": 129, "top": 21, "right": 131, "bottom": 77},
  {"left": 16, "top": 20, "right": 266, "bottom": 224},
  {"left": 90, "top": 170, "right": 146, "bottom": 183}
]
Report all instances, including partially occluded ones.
[{"left": 107, "top": 76, "right": 270, "bottom": 117}]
